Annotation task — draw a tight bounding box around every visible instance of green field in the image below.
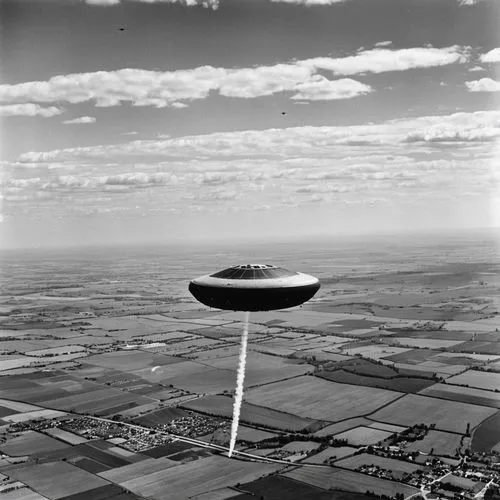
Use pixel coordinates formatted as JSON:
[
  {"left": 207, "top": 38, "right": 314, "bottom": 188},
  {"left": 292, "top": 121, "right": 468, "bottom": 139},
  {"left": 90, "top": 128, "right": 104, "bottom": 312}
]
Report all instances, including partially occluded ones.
[
  {"left": 371, "top": 393, "right": 497, "bottom": 433},
  {"left": 335, "top": 453, "right": 422, "bottom": 474},
  {"left": 419, "top": 383, "right": 500, "bottom": 408},
  {"left": 405, "top": 430, "right": 463, "bottom": 456},
  {"left": 98, "top": 457, "right": 178, "bottom": 483},
  {"left": 195, "top": 350, "right": 313, "bottom": 388},
  {"left": 445, "top": 370, "right": 500, "bottom": 391},
  {"left": 314, "top": 418, "right": 374, "bottom": 437},
  {"left": 318, "top": 369, "right": 435, "bottom": 393},
  {"left": 120, "top": 455, "right": 281, "bottom": 499},
  {"left": 471, "top": 410, "right": 500, "bottom": 453},
  {"left": 282, "top": 466, "right": 419, "bottom": 497},
  {"left": 2, "top": 461, "right": 110, "bottom": 499},
  {"left": 182, "top": 395, "right": 318, "bottom": 431},
  {"left": 0, "top": 431, "right": 70, "bottom": 457},
  {"left": 304, "top": 446, "right": 358, "bottom": 464},
  {"left": 234, "top": 475, "right": 374, "bottom": 500},
  {"left": 333, "top": 426, "right": 393, "bottom": 446},
  {"left": 244, "top": 376, "right": 403, "bottom": 421}
]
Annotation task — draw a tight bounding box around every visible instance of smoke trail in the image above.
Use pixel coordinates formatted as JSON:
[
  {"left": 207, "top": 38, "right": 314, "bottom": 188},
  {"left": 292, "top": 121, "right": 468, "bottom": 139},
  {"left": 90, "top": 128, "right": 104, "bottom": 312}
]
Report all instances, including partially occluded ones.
[{"left": 228, "top": 310, "right": 250, "bottom": 458}]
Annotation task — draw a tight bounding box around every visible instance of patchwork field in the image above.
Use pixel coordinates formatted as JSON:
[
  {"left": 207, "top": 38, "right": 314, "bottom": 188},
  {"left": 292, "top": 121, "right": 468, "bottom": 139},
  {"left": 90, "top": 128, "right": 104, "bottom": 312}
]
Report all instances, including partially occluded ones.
[
  {"left": 0, "top": 431, "right": 70, "bottom": 456},
  {"left": 405, "top": 430, "right": 463, "bottom": 456},
  {"left": 234, "top": 475, "right": 370, "bottom": 500},
  {"left": 98, "top": 457, "right": 178, "bottom": 483},
  {"left": 132, "top": 407, "right": 189, "bottom": 426},
  {"left": 83, "top": 350, "right": 184, "bottom": 371},
  {"left": 419, "top": 383, "right": 500, "bottom": 408},
  {"left": 119, "top": 456, "right": 281, "bottom": 499},
  {"left": 333, "top": 426, "right": 393, "bottom": 446},
  {"left": 198, "top": 351, "right": 313, "bottom": 387},
  {"left": 2, "top": 461, "right": 110, "bottom": 499},
  {"left": 182, "top": 395, "right": 318, "bottom": 431},
  {"left": 244, "top": 376, "right": 403, "bottom": 421},
  {"left": 335, "top": 453, "right": 422, "bottom": 475},
  {"left": 313, "top": 418, "right": 375, "bottom": 438},
  {"left": 318, "top": 370, "right": 435, "bottom": 393},
  {"left": 1, "top": 235, "right": 500, "bottom": 499},
  {"left": 371, "top": 393, "right": 497, "bottom": 433},
  {"left": 471, "top": 410, "right": 500, "bottom": 452},
  {"left": 341, "top": 345, "right": 412, "bottom": 360},
  {"left": 445, "top": 370, "right": 500, "bottom": 391},
  {"left": 304, "top": 446, "right": 358, "bottom": 464},
  {"left": 43, "top": 427, "right": 89, "bottom": 444},
  {"left": 282, "top": 466, "right": 419, "bottom": 497},
  {"left": 384, "top": 337, "right": 466, "bottom": 349}
]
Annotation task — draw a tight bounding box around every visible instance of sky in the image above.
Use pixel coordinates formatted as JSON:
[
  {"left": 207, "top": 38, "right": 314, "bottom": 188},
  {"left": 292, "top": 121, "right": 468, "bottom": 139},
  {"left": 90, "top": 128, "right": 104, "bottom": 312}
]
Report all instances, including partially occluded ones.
[{"left": 0, "top": 0, "right": 499, "bottom": 249}]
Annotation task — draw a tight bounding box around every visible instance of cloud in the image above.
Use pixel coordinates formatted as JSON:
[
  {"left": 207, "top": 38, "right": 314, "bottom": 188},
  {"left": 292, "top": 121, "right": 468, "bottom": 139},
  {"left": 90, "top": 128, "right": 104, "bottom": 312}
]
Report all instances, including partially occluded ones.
[
  {"left": 291, "top": 76, "right": 372, "bottom": 100},
  {"left": 375, "top": 41, "right": 392, "bottom": 48},
  {"left": 468, "top": 66, "right": 485, "bottom": 72},
  {"left": 219, "top": 64, "right": 313, "bottom": 98},
  {"left": 84, "top": 0, "right": 219, "bottom": 7},
  {"left": 17, "top": 110, "right": 500, "bottom": 167},
  {"left": 0, "top": 103, "right": 63, "bottom": 117},
  {"left": 85, "top": 0, "right": 120, "bottom": 5},
  {"left": 82, "top": 0, "right": 483, "bottom": 6},
  {"left": 2, "top": 172, "right": 177, "bottom": 193},
  {"left": 0, "top": 46, "right": 469, "bottom": 110},
  {"left": 270, "top": 0, "right": 346, "bottom": 4},
  {"left": 301, "top": 46, "right": 469, "bottom": 76},
  {"left": 272, "top": 0, "right": 483, "bottom": 4},
  {"left": 62, "top": 116, "right": 96, "bottom": 124},
  {"left": 479, "top": 48, "right": 500, "bottom": 63},
  {"left": 465, "top": 78, "right": 500, "bottom": 92}
]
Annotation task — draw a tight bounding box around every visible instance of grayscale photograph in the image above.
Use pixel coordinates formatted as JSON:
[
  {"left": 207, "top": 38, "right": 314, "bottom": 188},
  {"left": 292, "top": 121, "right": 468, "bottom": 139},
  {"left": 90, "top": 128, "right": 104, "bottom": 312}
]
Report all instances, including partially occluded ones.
[{"left": 0, "top": 0, "right": 499, "bottom": 499}]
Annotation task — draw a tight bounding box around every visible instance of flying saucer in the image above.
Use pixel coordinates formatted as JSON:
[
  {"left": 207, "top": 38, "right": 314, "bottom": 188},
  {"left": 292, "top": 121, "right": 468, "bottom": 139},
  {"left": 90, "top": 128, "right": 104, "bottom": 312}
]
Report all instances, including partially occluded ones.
[{"left": 188, "top": 264, "right": 320, "bottom": 312}]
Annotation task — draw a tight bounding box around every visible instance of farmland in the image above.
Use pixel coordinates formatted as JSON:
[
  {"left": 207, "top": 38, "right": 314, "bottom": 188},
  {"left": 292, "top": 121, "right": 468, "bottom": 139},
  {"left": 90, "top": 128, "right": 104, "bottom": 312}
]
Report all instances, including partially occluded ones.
[
  {"left": 282, "top": 466, "right": 419, "bottom": 497},
  {"left": 471, "top": 410, "right": 500, "bottom": 452},
  {"left": 2, "top": 461, "right": 110, "bottom": 499},
  {"left": 1, "top": 234, "right": 499, "bottom": 499},
  {"left": 371, "top": 393, "right": 497, "bottom": 433},
  {"left": 445, "top": 370, "right": 500, "bottom": 391},
  {"left": 404, "top": 430, "right": 464, "bottom": 456},
  {"left": 181, "top": 395, "right": 318, "bottom": 431},
  {"left": 244, "top": 376, "right": 403, "bottom": 421},
  {"left": 119, "top": 456, "right": 281, "bottom": 499},
  {"left": 318, "top": 369, "right": 435, "bottom": 393},
  {"left": 335, "top": 453, "right": 422, "bottom": 475},
  {"left": 418, "top": 383, "right": 500, "bottom": 408},
  {"left": 304, "top": 446, "right": 358, "bottom": 464},
  {"left": 234, "top": 475, "right": 372, "bottom": 500},
  {"left": 332, "top": 426, "right": 394, "bottom": 446},
  {"left": 0, "top": 431, "right": 70, "bottom": 456}
]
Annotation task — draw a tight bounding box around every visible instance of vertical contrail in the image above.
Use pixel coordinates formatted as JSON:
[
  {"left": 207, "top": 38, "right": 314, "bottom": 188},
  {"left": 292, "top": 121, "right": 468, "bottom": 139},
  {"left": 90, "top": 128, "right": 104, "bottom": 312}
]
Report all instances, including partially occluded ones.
[{"left": 228, "top": 310, "right": 250, "bottom": 458}]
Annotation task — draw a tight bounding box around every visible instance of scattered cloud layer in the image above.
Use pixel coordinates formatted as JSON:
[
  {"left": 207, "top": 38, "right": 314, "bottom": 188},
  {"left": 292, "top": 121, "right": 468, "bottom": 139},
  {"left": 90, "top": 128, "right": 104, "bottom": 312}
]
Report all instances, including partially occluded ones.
[
  {"left": 17, "top": 109, "right": 499, "bottom": 164},
  {"left": 0, "top": 103, "right": 63, "bottom": 117},
  {"left": 0, "top": 46, "right": 470, "bottom": 111},
  {"left": 480, "top": 47, "right": 500, "bottom": 63},
  {"left": 82, "top": 0, "right": 487, "bottom": 6},
  {"left": 466, "top": 78, "right": 500, "bottom": 92},
  {"left": 84, "top": 0, "right": 219, "bottom": 7},
  {"left": 301, "top": 46, "right": 469, "bottom": 76},
  {"left": 62, "top": 116, "right": 97, "bottom": 124},
  {"left": 291, "top": 76, "right": 372, "bottom": 100}
]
